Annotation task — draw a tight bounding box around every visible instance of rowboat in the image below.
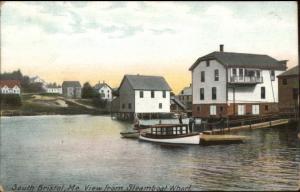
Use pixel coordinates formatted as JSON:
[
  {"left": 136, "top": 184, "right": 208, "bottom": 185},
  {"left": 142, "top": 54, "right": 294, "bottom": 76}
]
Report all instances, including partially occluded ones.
[
  {"left": 120, "top": 131, "right": 139, "bottom": 138},
  {"left": 138, "top": 124, "right": 200, "bottom": 145}
]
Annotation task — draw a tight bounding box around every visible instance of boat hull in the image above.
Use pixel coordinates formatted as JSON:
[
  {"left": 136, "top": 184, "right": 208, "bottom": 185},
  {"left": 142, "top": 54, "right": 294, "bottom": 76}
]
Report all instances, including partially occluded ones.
[{"left": 139, "top": 134, "right": 200, "bottom": 145}]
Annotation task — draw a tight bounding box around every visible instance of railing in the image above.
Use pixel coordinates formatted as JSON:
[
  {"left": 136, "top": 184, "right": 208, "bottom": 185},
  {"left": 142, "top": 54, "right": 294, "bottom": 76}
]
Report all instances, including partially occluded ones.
[{"left": 229, "top": 76, "right": 263, "bottom": 84}]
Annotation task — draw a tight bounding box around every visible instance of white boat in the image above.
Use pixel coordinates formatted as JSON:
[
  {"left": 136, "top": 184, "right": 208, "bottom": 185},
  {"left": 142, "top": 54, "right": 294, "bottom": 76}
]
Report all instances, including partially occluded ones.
[{"left": 138, "top": 124, "right": 200, "bottom": 145}]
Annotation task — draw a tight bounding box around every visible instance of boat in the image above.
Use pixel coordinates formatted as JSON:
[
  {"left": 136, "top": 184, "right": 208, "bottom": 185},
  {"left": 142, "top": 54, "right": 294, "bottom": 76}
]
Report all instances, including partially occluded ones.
[
  {"left": 138, "top": 124, "right": 200, "bottom": 145},
  {"left": 120, "top": 130, "right": 139, "bottom": 138}
]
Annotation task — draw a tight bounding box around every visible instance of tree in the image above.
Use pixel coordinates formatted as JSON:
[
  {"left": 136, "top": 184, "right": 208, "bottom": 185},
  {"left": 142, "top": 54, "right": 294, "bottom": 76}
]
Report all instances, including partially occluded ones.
[{"left": 81, "top": 82, "right": 97, "bottom": 98}]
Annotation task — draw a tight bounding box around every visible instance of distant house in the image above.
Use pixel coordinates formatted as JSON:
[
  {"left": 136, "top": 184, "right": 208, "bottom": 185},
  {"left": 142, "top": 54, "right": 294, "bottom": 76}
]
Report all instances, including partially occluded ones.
[
  {"left": 178, "top": 84, "right": 192, "bottom": 111},
  {"left": 277, "top": 65, "right": 299, "bottom": 113},
  {"left": 0, "top": 80, "right": 21, "bottom": 94},
  {"left": 116, "top": 74, "right": 172, "bottom": 117},
  {"left": 94, "top": 81, "right": 113, "bottom": 101},
  {"left": 46, "top": 83, "right": 62, "bottom": 94},
  {"left": 30, "top": 75, "right": 47, "bottom": 90},
  {"left": 189, "top": 45, "right": 287, "bottom": 118},
  {"left": 62, "top": 81, "right": 82, "bottom": 98}
]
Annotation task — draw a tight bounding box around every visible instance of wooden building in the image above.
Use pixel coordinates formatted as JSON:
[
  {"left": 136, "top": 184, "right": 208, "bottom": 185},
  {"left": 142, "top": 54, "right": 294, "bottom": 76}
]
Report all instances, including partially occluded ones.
[{"left": 277, "top": 65, "right": 299, "bottom": 113}]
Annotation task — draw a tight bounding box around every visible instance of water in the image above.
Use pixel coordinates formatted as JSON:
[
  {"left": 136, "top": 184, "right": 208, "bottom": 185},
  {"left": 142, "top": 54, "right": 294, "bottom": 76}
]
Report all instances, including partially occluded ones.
[{"left": 0, "top": 115, "right": 299, "bottom": 191}]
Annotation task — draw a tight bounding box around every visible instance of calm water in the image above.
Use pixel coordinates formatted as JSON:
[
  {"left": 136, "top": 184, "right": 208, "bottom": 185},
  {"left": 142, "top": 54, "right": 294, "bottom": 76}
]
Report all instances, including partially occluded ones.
[{"left": 0, "top": 115, "right": 299, "bottom": 191}]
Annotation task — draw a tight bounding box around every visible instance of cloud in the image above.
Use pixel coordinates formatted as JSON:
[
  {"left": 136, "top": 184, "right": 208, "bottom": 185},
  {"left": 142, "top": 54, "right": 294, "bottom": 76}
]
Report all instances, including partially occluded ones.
[{"left": 150, "top": 28, "right": 176, "bottom": 35}]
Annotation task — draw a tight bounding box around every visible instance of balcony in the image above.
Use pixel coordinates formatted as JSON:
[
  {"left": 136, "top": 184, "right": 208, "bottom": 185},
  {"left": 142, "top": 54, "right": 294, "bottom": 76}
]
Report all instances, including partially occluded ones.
[{"left": 228, "top": 76, "right": 263, "bottom": 85}]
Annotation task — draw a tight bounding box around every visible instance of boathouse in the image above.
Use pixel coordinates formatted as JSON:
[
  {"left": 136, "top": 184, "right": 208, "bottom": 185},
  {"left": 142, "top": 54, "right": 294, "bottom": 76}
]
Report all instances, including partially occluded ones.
[
  {"left": 113, "top": 74, "right": 172, "bottom": 120},
  {"left": 277, "top": 65, "right": 299, "bottom": 114},
  {"left": 189, "top": 45, "right": 287, "bottom": 119}
]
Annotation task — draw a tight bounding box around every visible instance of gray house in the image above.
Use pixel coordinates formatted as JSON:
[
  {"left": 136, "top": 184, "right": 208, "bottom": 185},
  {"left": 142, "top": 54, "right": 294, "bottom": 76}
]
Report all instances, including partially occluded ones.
[{"left": 62, "top": 81, "right": 82, "bottom": 98}]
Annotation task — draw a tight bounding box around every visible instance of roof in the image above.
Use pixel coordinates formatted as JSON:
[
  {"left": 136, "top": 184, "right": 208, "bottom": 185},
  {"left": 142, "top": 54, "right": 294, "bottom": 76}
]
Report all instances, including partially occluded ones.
[
  {"left": 171, "top": 96, "right": 186, "bottom": 110},
  {"left": 120, "top": 75, "right": 172, "bottom": 91},
  {"left": 0, "top": 80, "right": 21, "bottom": 88},
  {"left": 179, "top": 86, "right": 192, "bottom": 96},
  {"left": 277, "top": 65, "right": 299, "bottom": 77},
  {"left": 62, "top": 81, "right": 81, "bottom": 87},
  {"left": 189, "top": 51, "right": 287, "bottom": 71},
  {"left": 94, "top": 82, "right": 112, "bottom": 90},
  {"left": 47, "top": 84, "right": 61, "bottom": 88}
]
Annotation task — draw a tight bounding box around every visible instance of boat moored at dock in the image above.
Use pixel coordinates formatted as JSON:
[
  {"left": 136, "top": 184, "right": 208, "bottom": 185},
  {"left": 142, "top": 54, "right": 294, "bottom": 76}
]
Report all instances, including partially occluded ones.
[{"left": 138, "top": 124, "right": 201, "bottom": 145}]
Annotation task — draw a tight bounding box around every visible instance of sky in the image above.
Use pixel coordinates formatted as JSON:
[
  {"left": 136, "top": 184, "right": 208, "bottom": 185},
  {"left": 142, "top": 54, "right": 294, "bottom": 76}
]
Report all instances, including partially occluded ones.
[{"left": 1, "top": 1, "right": 298, "bottom": 94}]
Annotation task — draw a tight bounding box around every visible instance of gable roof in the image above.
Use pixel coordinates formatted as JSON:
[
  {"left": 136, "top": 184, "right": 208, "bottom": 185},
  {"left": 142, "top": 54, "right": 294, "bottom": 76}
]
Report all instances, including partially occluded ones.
[
  {"left": 120, "top": 75, "right": 172, "bottom": 91},
  {"left": 62, "top": 81, "right": 81, "bottom": 87},
  {"left": 0, "top": 80, "right": 21, "bottom": 88},
  {"left": 277, "top": 65, "right": 299, "bottom": 77},
  {"left": 189, "top": 51, "right": 287, "bottom": 71},
  {"left": 94, "top": 82, "right": 112, "bottom": 90}
]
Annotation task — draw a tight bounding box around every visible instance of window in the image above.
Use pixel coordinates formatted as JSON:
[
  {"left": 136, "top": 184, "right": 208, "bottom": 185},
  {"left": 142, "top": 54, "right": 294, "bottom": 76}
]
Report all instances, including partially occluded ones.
[
  {"left": 252, "top": 105, "right": 260, "bottom": 115},
  {"left": 238, "top": 105, "right": 245, "bottom": 115},
  {"left": 212, "top": 87, "right": 217, "bottom": 100},
  {"left": 256, "top": 70, "right": 260, "bottom": 78},
  {"left": 210, "top": 105, "right": 216, "bottom": 115},
  {"left": 201, "top": 71, "right": 205, "bottom": 82},
  {"left": 220, "top": 106, "right": 223, "bottom": 112},
  {"left": 261, "top": 87, "right": 266, "bottom": 99},
  {"left": 239, "top": 68, "right": 243, "bottom": 77},
  {"left": 271, "top": 70, "right": 275, "bottom": 81},
  {"left": 293, "top": 88, "right": 298, "bottom": 100},
  {"left": 206, "top": 60, "right": 210, "bottom": 67},
  {"left": 232, "top": 68, "right": 237, "bottom": 76},
  {"left": 122, "top": 104, "right": 125, "bottom": 109},
  {"left": 265, "top": 105, "right": 269, "bottom": 111},
  {"left": 214, "top": 69, "right": 219, "bottom": 81},
  {"left": 162, "top": 91, "right": 166, "bottom": 98},
  {"left": 197, "top": 106, "right": 200, "bottom": 112},
  {"left": 200, "top": 88, "right": 204, "bottom": 100},
  {"left": 140, "top": 91, "right": 144, "bottom": 98},
  {"left": 151, "top": 91, "right": 155, "bottom": 98},
  {"left": 128, "top": 103, "right": 132, "bottom": 109},
  {"left": 283, "top": 79, "right": 287, "bottom": 85},
  {"left": 159, "top": 103, "right": 162, "bottom": 109}
]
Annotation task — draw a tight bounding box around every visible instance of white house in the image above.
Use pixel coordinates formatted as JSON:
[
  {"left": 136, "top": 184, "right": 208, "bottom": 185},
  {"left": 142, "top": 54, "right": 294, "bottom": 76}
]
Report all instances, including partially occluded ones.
[
  {"left": 189, "top": 45, "right": 287, "bottom": 118},
  {"left": 116, "top": 75, "right": 172, "bottom": 116},
  {"left": 0, "top": 80, "right": 21, "bottom": 94},
  {"left": 30, "top": 75, "right": 47, "bottom": 90},
  {"left": 94, "top": 81, "right": 112, "bottom": 101},
  {"left": 46, "top": 83, "right": 62, "bottom": 94}
]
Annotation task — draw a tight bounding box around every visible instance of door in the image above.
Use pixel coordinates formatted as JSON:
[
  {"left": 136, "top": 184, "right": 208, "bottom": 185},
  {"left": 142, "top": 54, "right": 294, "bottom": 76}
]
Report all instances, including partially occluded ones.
[{"left": 238, "top": 105, "right": 245, "bottom": 115}]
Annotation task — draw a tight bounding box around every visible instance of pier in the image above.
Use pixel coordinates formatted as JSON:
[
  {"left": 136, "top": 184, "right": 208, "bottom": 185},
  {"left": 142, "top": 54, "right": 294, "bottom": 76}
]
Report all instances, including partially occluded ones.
[{"left": 199, "top": 112, "right": 297, "bottom": 135}]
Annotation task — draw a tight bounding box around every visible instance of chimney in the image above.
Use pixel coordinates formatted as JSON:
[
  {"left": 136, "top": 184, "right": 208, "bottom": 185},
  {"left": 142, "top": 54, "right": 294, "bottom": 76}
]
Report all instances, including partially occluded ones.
[{"left": 220, "top": 44, "right": 224, "bottom": 52}]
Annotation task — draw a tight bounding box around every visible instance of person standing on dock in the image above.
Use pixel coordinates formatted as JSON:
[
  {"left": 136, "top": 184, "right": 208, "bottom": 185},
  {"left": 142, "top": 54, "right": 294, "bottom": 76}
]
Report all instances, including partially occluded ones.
[
  {"left": 178, "top": 114, "right": 183, "bottom": 124},
  {"left": 189, "top": 116, "right": 194, "bottom": 133}
]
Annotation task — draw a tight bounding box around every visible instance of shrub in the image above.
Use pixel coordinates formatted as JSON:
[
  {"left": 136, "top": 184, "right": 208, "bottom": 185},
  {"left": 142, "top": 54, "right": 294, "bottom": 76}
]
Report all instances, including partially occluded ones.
[{"left": 0, "top": 94, "right": 22, "bottom": 107}]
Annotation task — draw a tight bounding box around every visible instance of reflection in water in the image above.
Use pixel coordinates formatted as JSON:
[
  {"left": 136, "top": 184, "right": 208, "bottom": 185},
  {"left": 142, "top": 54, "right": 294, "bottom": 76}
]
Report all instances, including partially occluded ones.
[{"left": 0, "top": 115, "right": 299, "bottom": 191}]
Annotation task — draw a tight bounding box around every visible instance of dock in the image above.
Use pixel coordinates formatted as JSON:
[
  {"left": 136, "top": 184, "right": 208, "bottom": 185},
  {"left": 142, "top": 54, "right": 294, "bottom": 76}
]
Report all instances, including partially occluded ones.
[
  {"left": 200, "top": 134, "right": 250, "bottom": 145},
  {"left": 202, "top": 118, "right": 290, "bottom": 135}
]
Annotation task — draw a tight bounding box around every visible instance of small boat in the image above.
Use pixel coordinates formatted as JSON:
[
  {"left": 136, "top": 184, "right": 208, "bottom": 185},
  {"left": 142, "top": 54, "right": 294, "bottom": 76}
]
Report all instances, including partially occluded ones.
[
  {"left": 138, "top": 124, "right": 200, "bottom": 145},
  {"left": 120, "top": 131, "right": 139, "bottom": 138}
]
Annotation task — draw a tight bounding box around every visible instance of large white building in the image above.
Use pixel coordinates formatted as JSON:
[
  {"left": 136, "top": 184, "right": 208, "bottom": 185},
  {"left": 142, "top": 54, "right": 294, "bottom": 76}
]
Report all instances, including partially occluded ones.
[
  {"left": 46, "top": 83, "right": 62, "bottom": 94},
  {"left": 115, "top": 75, "right": 172, "bottom": 116},
  {"left": 94, "top": 81, "right": 112, "bottom": 101},
  {"left": 0, "top": 80, "right": 21, "bottom": 94},
  {"left": 189, "top": 45, "right": 287, "bottom": 118}
]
